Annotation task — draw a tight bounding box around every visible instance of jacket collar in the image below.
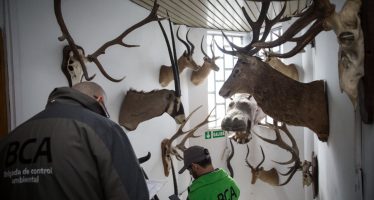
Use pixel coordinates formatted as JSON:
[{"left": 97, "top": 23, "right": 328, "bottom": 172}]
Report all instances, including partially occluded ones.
[{"left": 47, "top": 87, "right": 109, "bottom": 117}]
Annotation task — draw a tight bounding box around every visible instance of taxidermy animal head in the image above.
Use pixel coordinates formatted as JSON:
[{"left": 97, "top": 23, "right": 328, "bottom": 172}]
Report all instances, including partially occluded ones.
[
  {"left": 159, "top": 27, "right": 200, "bottom": 87},
  {"left": 190, "top": 36, "right": 221, "bottom": 85},
  {"left": 221, "top": 94, "right": 266, "bottom": 144},
  {"left": 119, "top": 89, "right": 185, "bottom": 131},
  {"left": 217, "top": 0, "right": 330, "bottom": 141}
]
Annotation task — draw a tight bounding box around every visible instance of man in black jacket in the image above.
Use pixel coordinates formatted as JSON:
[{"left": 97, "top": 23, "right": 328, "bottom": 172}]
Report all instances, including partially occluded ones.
[{"left": 0, "top": 82, "right": 149, "bottom": 200}]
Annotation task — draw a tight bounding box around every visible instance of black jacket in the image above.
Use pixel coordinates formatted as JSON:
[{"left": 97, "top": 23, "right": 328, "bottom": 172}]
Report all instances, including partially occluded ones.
[{"left": 0, "top": 87, "right": 149, "bottom": 200}]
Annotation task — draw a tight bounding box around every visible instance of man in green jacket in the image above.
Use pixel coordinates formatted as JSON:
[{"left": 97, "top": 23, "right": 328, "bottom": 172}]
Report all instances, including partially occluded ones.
[{"left": 179, "top": 146, "right": 240, "bottom": 200}]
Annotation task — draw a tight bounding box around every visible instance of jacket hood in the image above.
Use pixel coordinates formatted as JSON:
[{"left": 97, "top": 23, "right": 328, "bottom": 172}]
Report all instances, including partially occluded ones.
[
  {"left": 189, "top": 169, "right": 228, "bottom": 192},
  {"left": 47, "top": 87, "right": 108, "bottom": 117}
]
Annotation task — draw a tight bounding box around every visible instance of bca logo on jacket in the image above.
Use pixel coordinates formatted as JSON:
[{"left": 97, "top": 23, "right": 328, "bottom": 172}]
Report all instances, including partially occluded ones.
[
  {"left": 217, "top": 186, "right": 238, "bottom": 200},
  {"left": 5, "top": 137, "right": 52, "bottom": 167}
]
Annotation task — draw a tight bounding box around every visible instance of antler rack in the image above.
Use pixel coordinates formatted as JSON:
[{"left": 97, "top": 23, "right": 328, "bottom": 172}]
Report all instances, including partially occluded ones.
[
  {"left": 54, "top": 0, "right": 163, "bottom": 82},
  {"left": 254, "top": 120, "right": 301, "bottom": 186}
]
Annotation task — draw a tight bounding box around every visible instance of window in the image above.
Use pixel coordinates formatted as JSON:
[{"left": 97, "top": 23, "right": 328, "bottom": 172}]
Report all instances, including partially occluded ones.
[{"left": 207, "top": 27, "right": 282, "bottom": 128}]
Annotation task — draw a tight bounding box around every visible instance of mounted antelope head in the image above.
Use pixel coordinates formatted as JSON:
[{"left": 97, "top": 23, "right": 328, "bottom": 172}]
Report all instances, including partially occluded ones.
[
  {"left": 217, "top": 1, "right": 329, "bottom": 141},
  {"left": 54, "top": 0, "right": 162, "bottom": 83},
  {"left": 253, "top": 0, "right": 364, "bottom": 107},
  {"left": 159, "top": 28, "right": 200, "bottom": 87},
  {"left": 190, "top": 36, "right": 221, "bottom": 85},
  {"left": 245, "top": 145, "right": 280, "bottom": 186},
  {"left": 161, "top": 106, "right": 215, "bottom": 176},
  {"left": 221, "top": 94, "right": 266, "bottom": 144},
  {"left": 119, "top": 89, "right": 185, "bottom": 131},
  {"left": 119, "top": 14, "right": 185, "bottom": 131},
  {"left": 264, "top": 52, "right": 299, "bottom": 81}
]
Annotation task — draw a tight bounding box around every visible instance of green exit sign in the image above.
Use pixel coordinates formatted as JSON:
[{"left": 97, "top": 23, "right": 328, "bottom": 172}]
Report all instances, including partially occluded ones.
[{"left": 205, "top": 130, "right": 225, "bottom": 139}]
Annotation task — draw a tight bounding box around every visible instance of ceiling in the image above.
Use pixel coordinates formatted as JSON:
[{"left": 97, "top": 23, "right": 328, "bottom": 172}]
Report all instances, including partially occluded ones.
[{"left": 130, "top": 0, "right": 309, "bottom": 32}]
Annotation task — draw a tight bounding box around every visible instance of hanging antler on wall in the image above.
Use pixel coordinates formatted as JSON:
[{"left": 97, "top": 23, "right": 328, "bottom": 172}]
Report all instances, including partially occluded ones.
[
  {"left": 254, "top": 120, "right": 301, "bottom": 186},
  {"left": 54, "top": 0, "right": 162, "bottom": 83},
  {"left": 245, "top": 145, "right": 280, "bottom": 186},
  {"left": 161, "top": 105, "right": 215, "bottom": 177}
]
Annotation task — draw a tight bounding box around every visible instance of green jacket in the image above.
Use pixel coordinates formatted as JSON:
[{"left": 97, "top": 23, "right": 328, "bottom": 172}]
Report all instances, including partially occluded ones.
[{"left": 188, "top": 168, "right": 240, "bottom": 200}]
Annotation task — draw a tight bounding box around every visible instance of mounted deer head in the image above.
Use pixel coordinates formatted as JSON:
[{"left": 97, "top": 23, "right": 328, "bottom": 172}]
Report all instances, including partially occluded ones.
[
  {"left": 54, "top": 0, "right": 162, "bottom": 83},
  {"left": 253, "top": 0, "right": 364, "bottom": 107},
  {"left": 159, "top": 27, "right": 200, "bottom": 87},
  {"left": 119, "top": 14, "right": 186, "bottom": 131},
  {"left": 245, "top": 145, "right": 280, "bottom": 186},
  {"left": 161, "top": 106, "right": 215, "bottom": 176},
  {"left": 217, "top": 1, "right": 329, "bottom": 141},
  {"left": 264, "top": 52, "right": 299, "bottom": 81},
  {"left": 190, "top": 36, "right": 221, "bottom": 85},
  {"left": 221, "top": 94, "right": 266, "bottom": 144}
]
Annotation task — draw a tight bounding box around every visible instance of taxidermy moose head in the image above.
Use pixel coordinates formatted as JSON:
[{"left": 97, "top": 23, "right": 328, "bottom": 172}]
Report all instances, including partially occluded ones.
[
  {"left": 54, "top": 0, "right": 162, "bottom": 84},
  {"left": 119, "top": 14, "right": 186, "bottom": 131},
  {"left": 190, "top": 36, "right": 221, "bottom": 85},
  {"left": 253, "top": 0, "right": 364, "bottom": 108},
  {"left": 217, "top": 1, "right": 330, "bottom": 141},
  {"left": 159, "top": 27, "right": 200, "bottom": 87},
  {"left": 221, "top": 94, "right": 266, "bottom": 144}
]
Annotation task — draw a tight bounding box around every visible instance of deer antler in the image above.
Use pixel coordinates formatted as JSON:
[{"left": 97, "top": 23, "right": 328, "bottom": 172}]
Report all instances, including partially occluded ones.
[
  {"left": 255, "top": 120, "right": 302, "bottom": 186},
  {"left": 253, "top": 0, "right": 335, "bottom": 58},
  {"left": 245, "top": 145, "right": 280, "bottom": 186},
  {"left": 161, "top": 106, "right": 216, "bottom": 176},
  {"left": 216, "top": 1, "right": 287, "bottom": 57},
  {"left": 176, "top": 107, "right": 216, "bottom": 151},
  {"left": 54, "top": 0, "right": 162, "bottom": 82}
]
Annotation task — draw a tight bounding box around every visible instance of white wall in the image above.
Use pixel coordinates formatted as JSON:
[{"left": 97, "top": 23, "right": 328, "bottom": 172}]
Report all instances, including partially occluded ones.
[
  {"left": 313, "top": 0, "right": 369, "bottom": 199},
  {"left": 3, "top": 0, "right": 374, "bottom": 200},
  {"left": 3, "top": 0, "right": 192, "bottom": 199}
]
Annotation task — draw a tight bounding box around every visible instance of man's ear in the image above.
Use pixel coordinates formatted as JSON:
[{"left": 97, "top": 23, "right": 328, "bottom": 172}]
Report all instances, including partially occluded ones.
[
  {"left": 191, "top": 163, "right": 199, "bottom": 171},
  {"left": 96, "top": 95, "right": 105, "bottom": 104}
]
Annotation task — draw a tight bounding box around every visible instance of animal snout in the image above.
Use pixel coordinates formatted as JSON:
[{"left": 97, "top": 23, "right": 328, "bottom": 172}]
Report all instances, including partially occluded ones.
[{"left": 221, "top": 117, "right": 247, "bottom": 131}]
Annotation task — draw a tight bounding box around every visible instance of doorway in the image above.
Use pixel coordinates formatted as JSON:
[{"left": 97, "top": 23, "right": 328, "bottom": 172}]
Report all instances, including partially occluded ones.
[{"left": 0, "top": 28, "right": 9, "bottom": 137}]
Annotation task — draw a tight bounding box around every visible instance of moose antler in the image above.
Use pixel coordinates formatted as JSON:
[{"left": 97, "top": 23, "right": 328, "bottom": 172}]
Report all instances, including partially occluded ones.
[
  {"left": 54, "top": 0, "right": 162, "bottom": 82},
  {"left": 245, "top": 145, "right": 280, "bottom": 186},
  {"left": 254, "top": 120, "right": 302, "bottom": 186}
]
